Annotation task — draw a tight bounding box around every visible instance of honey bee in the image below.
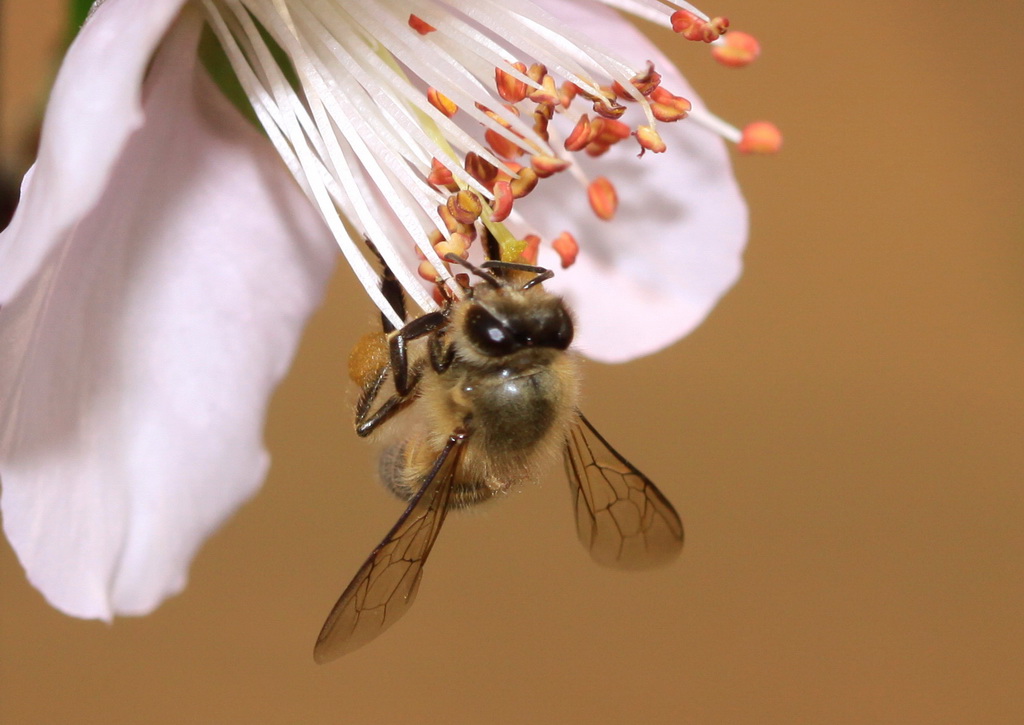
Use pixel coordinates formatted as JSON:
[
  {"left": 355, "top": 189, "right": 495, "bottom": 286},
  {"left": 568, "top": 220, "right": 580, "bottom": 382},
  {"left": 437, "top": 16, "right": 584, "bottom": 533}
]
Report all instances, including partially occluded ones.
[{"left": 314, "top": 249, "right": 683, "bottom": 662}]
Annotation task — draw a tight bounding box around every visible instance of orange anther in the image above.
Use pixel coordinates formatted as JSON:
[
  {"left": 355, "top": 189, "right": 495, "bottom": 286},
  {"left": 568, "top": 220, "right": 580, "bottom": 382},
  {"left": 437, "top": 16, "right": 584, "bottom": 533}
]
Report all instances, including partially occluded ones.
[
  {"left": 427, "top": 87, "right": 458, "bottom": 117},
  {"left": 496, "top": 62, "right": 528, "bottom": 103},
  {"left": 587, "top": 177, "right": 618, "bottom": 220},
  {"left": 520, "top": 234, "right": 541, "bottom": 264},
  {"left": 531, "top": 154, "right": 570, "bottom": 178},
  {"left": 636, "top": 125, "right": 667, "bottom": 154},
  {"left": 738, "top": 121, "right": 782, "bottom": 154},
  {"left": 447, "top": 190, "right": 483, "bottom": 225},
  {"left": 418, "top": 259, "right": 440, "bottom": 281},
  {"left": 552, "top": 232, "right": 579, "bottom": 269},
  {"left": 651, "top": 97, "right": 691, "bottom": 123},
  {"left": 408, "top": 14, "right": 436, "bottom": 35},
  {"left": 559, "top": 82, "right": 579, "bottom": 108},
  {"left": 485, "top": 128, "right": 522, "bottom": 160},
  {"left": 527, "top": 74, "right": 559, "bottom": 105},
  {"left": 711, "top": 31, "right": 761, "bottom": 68},
  {"left": 509, "top": 167, "right": 539, "bottom": 198},
  {"left": 434, "top": 233, "right": 470, "bottom": 259}
]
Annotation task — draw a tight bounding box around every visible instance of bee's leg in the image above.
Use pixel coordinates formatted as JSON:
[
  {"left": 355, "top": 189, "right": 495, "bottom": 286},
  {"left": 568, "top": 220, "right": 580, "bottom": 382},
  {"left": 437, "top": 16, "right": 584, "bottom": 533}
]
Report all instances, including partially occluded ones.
[
  {"left": 355, "top": 307, "right": 444, "bottom": 437},
  {"left": 363, "top": 237, "right": 407, "bottom": 333},
  {"left": 429, "top": 327, "right": 456, "bottom": 374},
  {"left": 354, "top": 365, "right": 423, "bottom": 437},
  {"left": 390, "top": 311, "right": 447, "bottom": 395}
]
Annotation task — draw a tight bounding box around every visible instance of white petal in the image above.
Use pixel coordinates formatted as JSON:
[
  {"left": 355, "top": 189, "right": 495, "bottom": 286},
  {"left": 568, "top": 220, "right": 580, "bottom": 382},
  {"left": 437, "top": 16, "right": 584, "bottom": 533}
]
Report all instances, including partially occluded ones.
[
  {"left": 0, "top": 12, "right": 334, "bottom": 619},
  {"left": 0, "top": 0, "right": 189, "bottom": 303},
  {"left": 530, "top": 0, "right": 748, "bottom": 363}
]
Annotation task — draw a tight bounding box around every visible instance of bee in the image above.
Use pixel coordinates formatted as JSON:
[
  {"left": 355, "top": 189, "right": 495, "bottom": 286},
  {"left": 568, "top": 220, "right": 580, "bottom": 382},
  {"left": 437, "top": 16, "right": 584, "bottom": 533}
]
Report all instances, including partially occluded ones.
[{"left": 314, "top": 247, "right": 683, "bottom": 662}]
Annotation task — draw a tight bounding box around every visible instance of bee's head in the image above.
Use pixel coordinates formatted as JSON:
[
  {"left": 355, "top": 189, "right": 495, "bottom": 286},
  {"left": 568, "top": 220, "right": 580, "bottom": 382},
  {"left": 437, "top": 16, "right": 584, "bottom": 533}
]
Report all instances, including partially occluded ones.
[
  {"left": 444, "top": 255, "right": 574, "bottom": 359},
  {"left": 461, "top": 287, "right": 574, "bottom": 358}
]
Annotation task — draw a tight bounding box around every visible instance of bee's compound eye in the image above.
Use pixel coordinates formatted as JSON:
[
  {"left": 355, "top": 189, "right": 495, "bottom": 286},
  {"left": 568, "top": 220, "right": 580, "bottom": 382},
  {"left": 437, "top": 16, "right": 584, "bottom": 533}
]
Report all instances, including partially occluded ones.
[
  {"left": 465, "top": 306, "right": 517, "bottom": 356},
  {"left": 544, "top": 307, "right": 574, "bottom": 350}
]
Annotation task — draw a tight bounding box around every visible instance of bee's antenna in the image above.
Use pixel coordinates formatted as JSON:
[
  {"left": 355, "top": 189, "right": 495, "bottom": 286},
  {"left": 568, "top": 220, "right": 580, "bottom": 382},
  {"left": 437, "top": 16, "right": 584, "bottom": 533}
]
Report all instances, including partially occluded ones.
[{"left": 443, "top": 254, "right": 501, "bottom": 288}]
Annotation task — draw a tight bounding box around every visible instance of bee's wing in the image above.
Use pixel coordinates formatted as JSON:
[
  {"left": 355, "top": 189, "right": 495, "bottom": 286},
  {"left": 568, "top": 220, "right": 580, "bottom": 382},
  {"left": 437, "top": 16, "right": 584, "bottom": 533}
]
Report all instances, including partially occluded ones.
[
  {"left": 314, "top": 433, "right": 467, "bottom": 663},
  {"left": 565, "top": 412, "right": 684, "bottom": 569}
]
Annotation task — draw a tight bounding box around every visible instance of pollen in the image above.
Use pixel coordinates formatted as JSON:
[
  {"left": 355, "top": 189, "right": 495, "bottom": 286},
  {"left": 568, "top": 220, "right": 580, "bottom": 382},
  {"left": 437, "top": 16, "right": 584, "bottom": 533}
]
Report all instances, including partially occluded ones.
[
  {"left": 588, "top": 177, "right": 618, "bottom": 220},
  {"left": 670, "top": 10, "right": 729, "bottom": 43},
  {"left": 738, "top": 121, "right": 783, "bottom": 154},
  {"left": 711, "top": 31, "right": 761, "bottom": 68}
]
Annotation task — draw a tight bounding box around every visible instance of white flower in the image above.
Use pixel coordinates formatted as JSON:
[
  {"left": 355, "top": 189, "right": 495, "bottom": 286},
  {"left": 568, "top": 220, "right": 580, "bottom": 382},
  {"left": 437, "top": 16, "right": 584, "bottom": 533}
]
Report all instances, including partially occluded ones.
[{"left": 0, "top": 0, "right": 774, "bottom": 619}]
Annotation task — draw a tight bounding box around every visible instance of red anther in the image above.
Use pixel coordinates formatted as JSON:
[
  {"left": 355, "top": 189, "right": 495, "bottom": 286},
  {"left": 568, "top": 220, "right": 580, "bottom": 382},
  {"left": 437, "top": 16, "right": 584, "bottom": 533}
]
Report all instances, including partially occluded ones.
[
  {"left": 670, "top": 10, "right": 706, "bottom": 41},
  {"left": 464, "top": 152, "right": 499, "bottom": 187},
  {"left": 408, "top": 14, "right": 436, "bottom": 35},
  {"left": 527, "top": 64, "right": 548, "bottom": 84},
  {"left": 592, "top": 96, "right": 626, "bottom": 120},
  {"left": 588, "top": 177, "right": 617, "bottom": 220},
  {"left": 427, "top": 157, "right": 457, "bottom": 190},
  {"left": 564, "top": 114, "right": 594, "bottom": 151},
  {"left": 738, "top": 121, "right": 782, "bottom": 154},
  {"left": 593, "top": 118, "right": 630, "bottom": 145},
  {"left": 490, "top": 181, "right": 514, "bottom": 222},
  {"left": 630, "top": 63, "right": 662, "bottom": 96},
  {"left": 611, "top": 81, "right": 637, "bottom": 101},
  {"left": 552, "top": 232, "right": 579, "bottom": 269},
  {"left": 427, "top": 87, "right": 458, "bottom": 117},
  {"left": 711, "top": 31, "right": 761, "bottom": 68},
  {"left": 533, "top": 107, "right": 551, "bottom": 141},
  {"left": 496, "top": 62, "right": 528, "bottom": 103}
]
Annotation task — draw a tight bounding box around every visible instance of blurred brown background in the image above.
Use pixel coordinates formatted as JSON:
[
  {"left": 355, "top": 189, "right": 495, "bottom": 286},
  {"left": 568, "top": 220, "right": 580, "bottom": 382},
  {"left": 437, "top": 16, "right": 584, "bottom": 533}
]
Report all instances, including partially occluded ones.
[{"left": 2, "top": 1, "right": 1022, "bottom": 723}]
